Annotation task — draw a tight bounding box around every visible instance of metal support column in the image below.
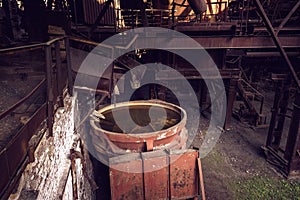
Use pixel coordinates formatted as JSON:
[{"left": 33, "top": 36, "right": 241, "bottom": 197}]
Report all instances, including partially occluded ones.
[
  {"left": 88, "top": 0, "right": 114, "bottom": 38},
  {"left": 45, "top": 45, "right": 54, "bottom": 137},
  {"left": 266, "top": 78, "right": 290, "bottom": 148},
  {"left": 284, "top": 92, "right": 300, "bottom": 177},
  {"left": 224, "top": 78, "right": 238, "bottom": 129},
  {"left": 55, "top": 41, "right": 64, "bottom": 107},
  {"left": 273, "top": 83, "right": 290, "bottom": 148},
  {"left": 266, "top": 80, "right": 282, "bottom": 147},
  {"left": 65, "top": 37, "right": 74, "bottom": 96}
]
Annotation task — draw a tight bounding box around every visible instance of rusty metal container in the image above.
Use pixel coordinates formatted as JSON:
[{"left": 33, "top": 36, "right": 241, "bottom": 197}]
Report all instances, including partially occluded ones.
[{"left": 90, "top": 100, "right": 187, "bottom": 154}]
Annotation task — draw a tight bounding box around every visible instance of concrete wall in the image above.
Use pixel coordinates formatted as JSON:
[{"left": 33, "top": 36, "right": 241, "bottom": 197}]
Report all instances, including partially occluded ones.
[{"left": 8, "top": 95, "right": 94, "bottom": 200}]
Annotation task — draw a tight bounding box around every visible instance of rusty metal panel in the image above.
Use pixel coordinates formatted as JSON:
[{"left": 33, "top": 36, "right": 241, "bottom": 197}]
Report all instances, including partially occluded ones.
[
  {"left": 27, "top": 103, "right": 47, "bottom": 137},
  {"left": 0, "top": 150, "right": 10, "bottom": 195},
  {"left": 142, "top": 150, "right": 169, "bottom": 199},
  {"left": 169, "top": 149, "right": 199, "bottom": 199},
  {"left": 6, "top": 125, "right": 29, "bottom": 179},
  {"left": 109, "top": 153, "right": 144, "bottom": 200},
  {"left": 82, "top": 0, "right": 115, "bottom": 25},
  {"left": 1, "top": 103, "right": 46, "bottom": 196}
]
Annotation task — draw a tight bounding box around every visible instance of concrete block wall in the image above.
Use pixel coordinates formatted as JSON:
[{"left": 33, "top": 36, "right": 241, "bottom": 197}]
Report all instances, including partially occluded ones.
[{"left": 9, "top": 95, "right": 93, "bottom": 200}]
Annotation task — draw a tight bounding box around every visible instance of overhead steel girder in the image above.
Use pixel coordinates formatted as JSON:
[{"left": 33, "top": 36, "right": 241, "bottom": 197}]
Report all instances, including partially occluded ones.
[
  {"left": 134, "top": 35, "right": 300, "bottom": 49},
  {"left": 276, "top": 1, "right": 300, "bottom": 35},
  {"left": 254, "top": 0, "right": 300, "bottom": 89}
]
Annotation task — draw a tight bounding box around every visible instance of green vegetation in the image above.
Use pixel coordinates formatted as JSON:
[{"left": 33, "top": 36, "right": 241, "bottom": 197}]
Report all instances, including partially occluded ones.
[{"left": 230, "top": 176, "right": 300, "bottom": 200}]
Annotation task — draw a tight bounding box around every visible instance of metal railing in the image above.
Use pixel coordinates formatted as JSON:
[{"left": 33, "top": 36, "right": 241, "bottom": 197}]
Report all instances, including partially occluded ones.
[
  {"left": 0, "top": 33, "right": 143, "bottom": 198},
  {"left": 0, "top": 37, "right": 72, "bottom": 199},
  {"left": 116, "top": 8, "right": 172, "bottom": 29}
]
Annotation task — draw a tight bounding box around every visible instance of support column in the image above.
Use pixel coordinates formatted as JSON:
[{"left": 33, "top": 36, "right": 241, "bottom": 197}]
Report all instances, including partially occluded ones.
[
  {"left": 224, "top": 78, "right": 238, "bottom": 129},
  {"left": 284, "top": 92, "right": 300, "bottom": 177},
  {"left": 273, "top": 83, "right": 290, "bottom": 148}
]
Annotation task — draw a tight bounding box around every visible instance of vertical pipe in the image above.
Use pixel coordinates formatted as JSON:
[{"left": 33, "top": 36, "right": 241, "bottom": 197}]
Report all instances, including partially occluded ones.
[
  {"left": 55, "top": 41, "right": 64, "bottom": 107},
  {"left": 197, "top": 158, "right": 206, "bottom": 200},
  {"left": 65, "top": 37, "right": 73, "bottom": 96},
  {"left": 45, "top": 45, "right": 54, "bottom": 137}
]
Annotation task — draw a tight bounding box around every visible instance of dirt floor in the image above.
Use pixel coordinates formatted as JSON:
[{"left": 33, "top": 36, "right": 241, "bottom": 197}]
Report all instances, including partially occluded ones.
[{"left": 193, "top": 102, "right": 300, "bottom": 200}]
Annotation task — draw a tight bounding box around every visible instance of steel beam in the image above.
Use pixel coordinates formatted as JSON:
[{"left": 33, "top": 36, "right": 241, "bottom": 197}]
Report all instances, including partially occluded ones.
[
  {"left": 45, "top": 45, "right": 54, "bottom": 137},
  {"left": 135, "top": 35, "right": 300, "bottom": 49},
  {"left": 254, "top": 0, "right": 300, "bottom": 90},
  {"left": 225, "top": 78, "right": 238, "bottom": 129},
  {"left": 276, "top": 0, "right": 300, "bottom": 36},
  {"left": 88, "top": 0, "right": 114, "bottom": 38}
]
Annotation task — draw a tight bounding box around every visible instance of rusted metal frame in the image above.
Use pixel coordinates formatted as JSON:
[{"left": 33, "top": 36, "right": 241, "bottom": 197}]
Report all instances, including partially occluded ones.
[
  {"left": 54, "top": 41, "right": 64, "bottom": 107},
  {"left": 263, "top": 145, "right": 288, "bottom": 172},
  {"left": 0, "top": 103, "right": 47, "bottom": 199},
  {"left": 0, "top": 37, "right": 65, "bottom": 54},
  {"left": 273, "top": 83, "right": 290, "bottom": 149},
  {"left": 155, "top": 69, "right": 240, "bottom": 80},
  {"left": 27, "top": 103, "right": 48, "bottom": 164},
  {"left": 69, "top": 37, "right": 100, "bottom": 46},
  {"left": 224, "top": 78, "right": 238, "bottom": 129},
  {"left": 206, "top": 0, "right": 213, "bottom": 15},
  {"left": 266, "top": 80, "right": 283, "bottom": 147},
  {"left": 88, "top": 0, "right": 114, "bottom": 38},
  {"left": 45, "top": 45, "right": 54, "bottom": 137},
  {"left": 0, "top": 148, "right": 10, "bottom": 198},
  {"left": 73, "top": 93, "right": 108, "bottom": 135},
  {"left": 284, "top": 92, "right": 300, "bottom": 175},
  {"left": 137, "top": 0, "right": 149, "bottom": 27},
  {"left": 276, "top": 0, "right": 300, "bottom": 36},
  {"left": 0, "top": 78, "right": 46, "bottom": 121},
  {"left": 169, "top": 150, "right": 199, "bottom": 199},
  {"left": 254, "top": 0, "right": 300, "bottom": 90},
  {"left": 66, "top": 37, "right": 114, "bottom": 97},
  {"left": 109, "top": 150, "right": 199, "bottom": 199},
  {"left": 197, "top": 158, "right": 206, "bottom": 200},
  {"left": 141, "top": 151, "right": 168, "bottom": 199},
  {"left": 0, "top": 157, "right": 29, "bottom": 200},
  {"left": 239, "top": 78, "right": 264, "bottom": 101},
  {"left": 0, "top": 45, "right": 43, "bottom": 55},
  {"left": 135, "top": 36, "right": 300, "bottom": 49},
  {"left": 65, "top": 37, "right": 74, "bottom": 96}
]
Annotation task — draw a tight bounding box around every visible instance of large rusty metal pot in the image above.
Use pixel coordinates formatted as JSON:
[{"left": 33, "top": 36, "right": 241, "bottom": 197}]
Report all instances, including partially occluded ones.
[{"left": 90, "top": 100, "right": 187, "bottom": 153}]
